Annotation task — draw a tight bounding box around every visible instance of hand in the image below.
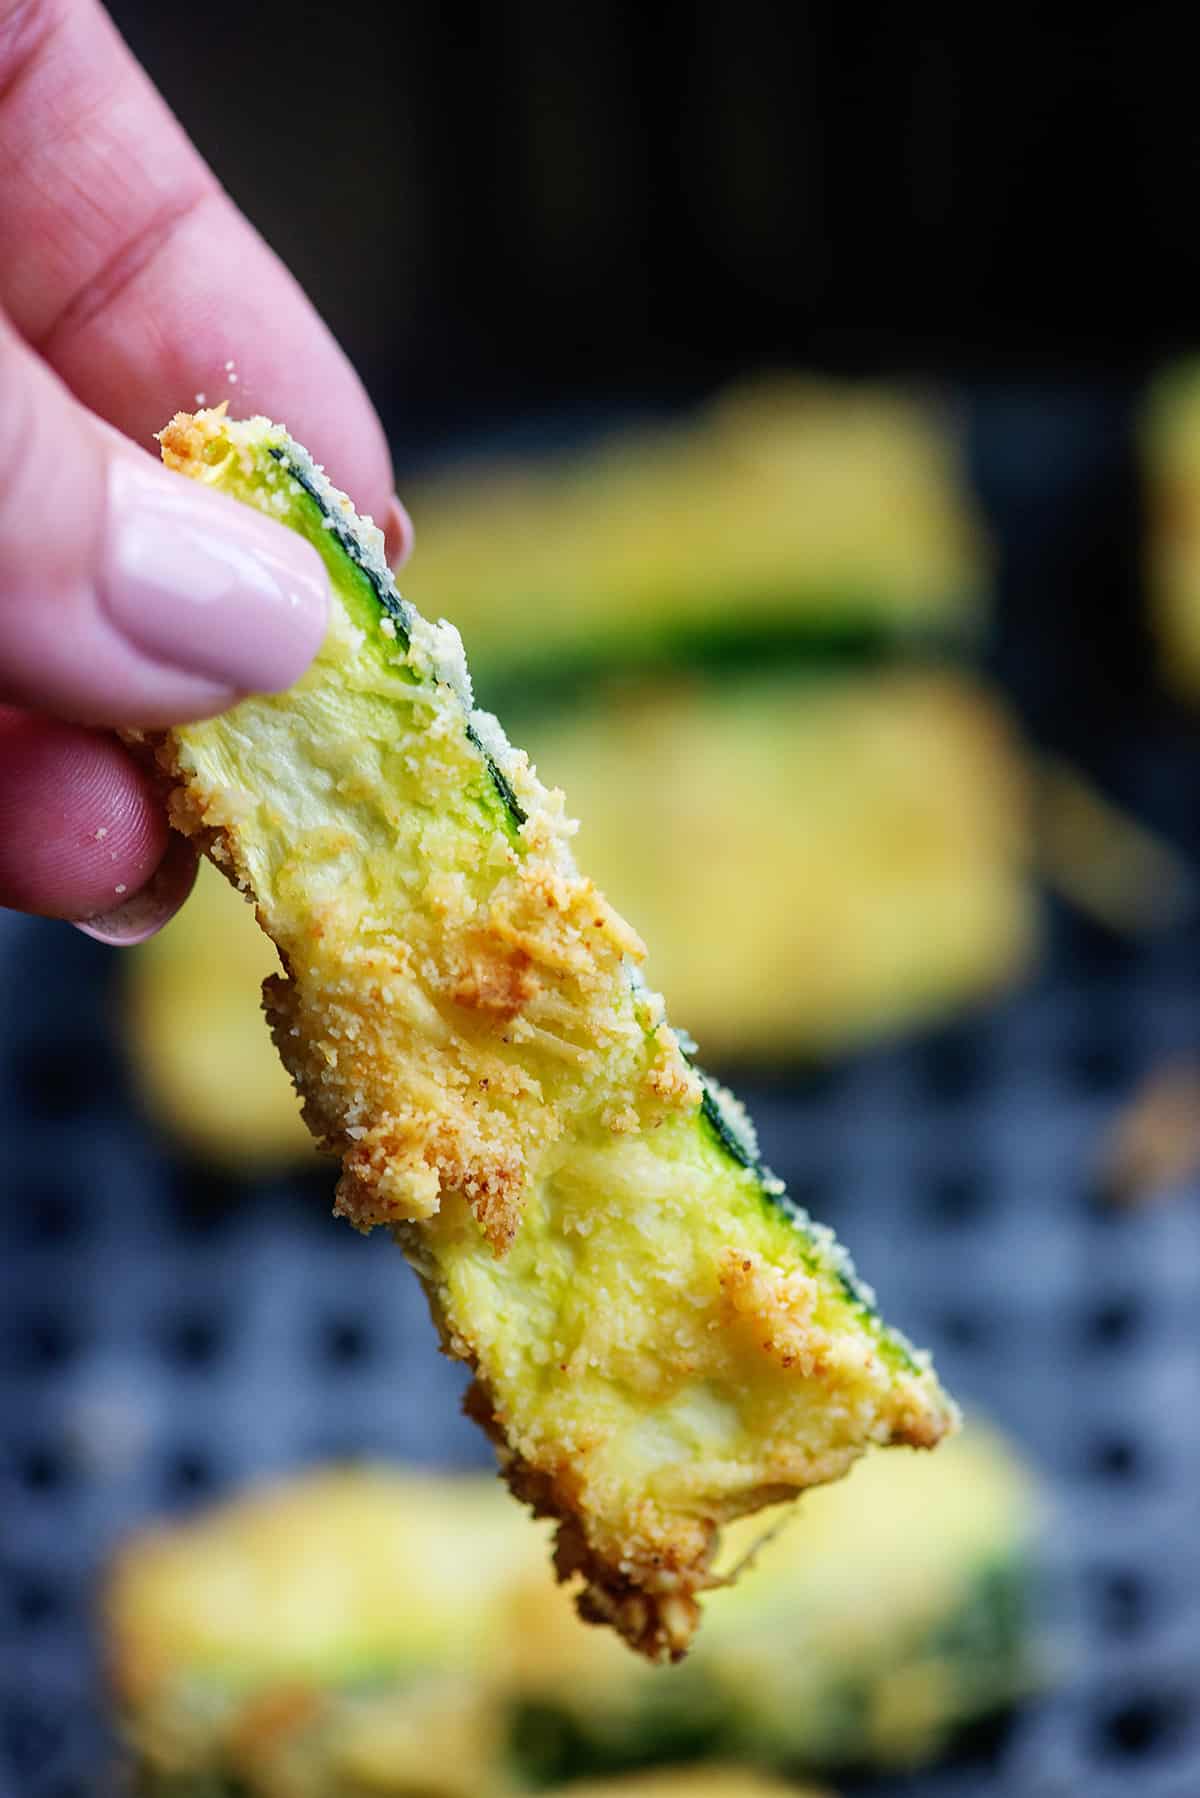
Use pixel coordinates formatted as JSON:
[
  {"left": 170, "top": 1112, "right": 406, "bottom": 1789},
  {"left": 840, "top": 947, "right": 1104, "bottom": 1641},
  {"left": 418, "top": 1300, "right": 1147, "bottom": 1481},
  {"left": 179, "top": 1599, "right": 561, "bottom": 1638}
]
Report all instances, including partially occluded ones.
[{"left": 0, "top": 0, "right": 411, "bottom": 942}]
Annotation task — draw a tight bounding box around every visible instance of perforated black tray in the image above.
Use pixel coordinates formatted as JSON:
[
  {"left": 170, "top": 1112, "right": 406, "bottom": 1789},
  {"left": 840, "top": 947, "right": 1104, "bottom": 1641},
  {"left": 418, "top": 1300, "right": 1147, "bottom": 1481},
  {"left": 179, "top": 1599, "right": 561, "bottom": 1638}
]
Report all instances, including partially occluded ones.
[{"left": 2, "top": 864, "right": 1200, "bottom": 1797}]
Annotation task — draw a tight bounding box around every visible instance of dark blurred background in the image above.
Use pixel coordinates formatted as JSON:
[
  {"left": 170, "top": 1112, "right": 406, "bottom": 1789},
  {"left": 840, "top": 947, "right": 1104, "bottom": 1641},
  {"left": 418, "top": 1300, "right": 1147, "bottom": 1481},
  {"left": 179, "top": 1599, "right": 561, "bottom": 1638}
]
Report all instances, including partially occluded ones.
[{"left": 112, "top": 1, "right": 1200, "bottom": 424}]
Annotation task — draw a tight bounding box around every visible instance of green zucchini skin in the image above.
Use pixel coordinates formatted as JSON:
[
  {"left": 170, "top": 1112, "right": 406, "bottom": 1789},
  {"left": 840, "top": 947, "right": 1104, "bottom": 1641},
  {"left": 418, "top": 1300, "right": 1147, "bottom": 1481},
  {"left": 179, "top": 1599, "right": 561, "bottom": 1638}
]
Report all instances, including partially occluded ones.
[
  {"left": 267, "top": 438, "right": 528, "bottom": 832},
  {"left": 473, "top": 616, "right": 965, "bottom": 720}
]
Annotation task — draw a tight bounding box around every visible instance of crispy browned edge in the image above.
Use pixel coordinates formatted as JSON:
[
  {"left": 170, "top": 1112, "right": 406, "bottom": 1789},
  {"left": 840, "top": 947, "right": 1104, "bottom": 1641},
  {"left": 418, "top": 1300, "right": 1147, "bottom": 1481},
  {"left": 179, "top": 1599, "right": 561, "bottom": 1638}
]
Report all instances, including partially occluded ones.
[{"left": 459, "top": 1358, "right": 706, "bottom": 1661}]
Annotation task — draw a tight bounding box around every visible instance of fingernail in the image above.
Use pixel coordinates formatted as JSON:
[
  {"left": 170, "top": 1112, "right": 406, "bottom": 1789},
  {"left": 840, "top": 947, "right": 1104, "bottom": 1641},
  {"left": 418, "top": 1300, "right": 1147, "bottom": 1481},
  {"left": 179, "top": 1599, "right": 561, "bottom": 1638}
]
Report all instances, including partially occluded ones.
[
  {"left": 384, "top": 494, "right": 414, "bottom": 570},
  {"left": 74, "top": 831, "right": 199, "bottom": 946},
  {"left": 101, "top": 459, "right": 329, "bottom": 693}
]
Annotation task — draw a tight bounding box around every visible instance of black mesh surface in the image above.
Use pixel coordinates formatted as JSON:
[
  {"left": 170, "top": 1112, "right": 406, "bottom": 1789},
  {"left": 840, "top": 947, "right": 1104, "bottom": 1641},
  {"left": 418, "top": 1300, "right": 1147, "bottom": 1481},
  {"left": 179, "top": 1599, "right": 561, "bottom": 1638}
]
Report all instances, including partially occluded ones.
[{"left": 2, "top": 876, "right": 1200, "bottom": 1797}]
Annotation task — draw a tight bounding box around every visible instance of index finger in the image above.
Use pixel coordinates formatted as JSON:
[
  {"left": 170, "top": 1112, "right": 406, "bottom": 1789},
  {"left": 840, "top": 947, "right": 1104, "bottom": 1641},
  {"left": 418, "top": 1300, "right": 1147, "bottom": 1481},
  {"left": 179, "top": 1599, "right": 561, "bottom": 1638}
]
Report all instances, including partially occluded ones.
[{"left": 0, "top": 0, "right": 401, "bottom": 540}]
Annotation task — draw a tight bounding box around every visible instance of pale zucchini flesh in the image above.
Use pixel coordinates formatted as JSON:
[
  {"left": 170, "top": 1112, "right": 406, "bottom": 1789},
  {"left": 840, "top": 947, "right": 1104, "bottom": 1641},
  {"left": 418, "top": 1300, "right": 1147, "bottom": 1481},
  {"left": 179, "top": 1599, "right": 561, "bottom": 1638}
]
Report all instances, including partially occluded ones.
[{"left": 130, "top": 409, "right": 956, "bottom": 1660}]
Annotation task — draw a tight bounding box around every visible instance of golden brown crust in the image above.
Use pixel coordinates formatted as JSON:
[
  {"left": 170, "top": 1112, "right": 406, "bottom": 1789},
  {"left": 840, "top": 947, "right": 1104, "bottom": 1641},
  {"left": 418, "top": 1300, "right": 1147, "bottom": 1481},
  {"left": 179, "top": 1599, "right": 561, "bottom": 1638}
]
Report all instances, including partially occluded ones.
[
  {"left": 224, "top": 1685, "right": 325, "bottom": 1770},
  {"left": 449, "top": 939, "right": 540, "bottom": 1021},
  {"left": 262, "top": 967, "right": 532, "bottom": 1254},
  {"left": 719, "top": 1251, "right": 836, "bottom": 1376},
  {"left": 462, "top": 1378, "right": 704, "bottom": 1663}
]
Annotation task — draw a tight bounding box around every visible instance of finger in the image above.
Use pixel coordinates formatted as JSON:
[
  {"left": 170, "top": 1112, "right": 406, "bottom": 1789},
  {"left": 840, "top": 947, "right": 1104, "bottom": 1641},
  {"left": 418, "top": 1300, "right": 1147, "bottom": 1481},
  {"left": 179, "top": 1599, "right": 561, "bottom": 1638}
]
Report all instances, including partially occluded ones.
[
  {"left": 0, "top": 0, "right": 396, "bottom": 527},
  {"left": 385, "top": 495, "right": 414, "bottom": 571},
  {"left": 74, "top": 828, "right": 198, "bottom": 945},
  {"left": 0, "top": 706, "right": 189, "bottom": 926},
  {"left": 0, "top": 312, "right": 329, "bottom": 728}
]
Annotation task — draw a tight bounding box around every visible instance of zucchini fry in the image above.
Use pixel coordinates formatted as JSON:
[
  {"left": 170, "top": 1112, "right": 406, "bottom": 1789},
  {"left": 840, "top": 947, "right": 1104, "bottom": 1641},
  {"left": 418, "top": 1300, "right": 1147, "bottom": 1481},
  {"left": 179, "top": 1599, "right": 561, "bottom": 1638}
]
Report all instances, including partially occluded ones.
[
  {"left": 129, "top": 408, "right": 956, "bottom": 1660},
  {"left": 402, "top": 374, "right": 986, "bottom": 695},
  {"left": 106, "top": 1427, "right": 1038, "bottom": 1794},
  {"left": 128, "top": 856, "right": 314, "bottom": 1169}
]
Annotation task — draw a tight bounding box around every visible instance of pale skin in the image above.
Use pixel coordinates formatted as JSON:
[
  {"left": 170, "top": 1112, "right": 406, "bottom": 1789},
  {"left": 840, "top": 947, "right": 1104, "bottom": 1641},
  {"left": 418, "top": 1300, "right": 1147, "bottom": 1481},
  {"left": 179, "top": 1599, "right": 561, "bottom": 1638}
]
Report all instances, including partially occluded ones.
[{"left": 0, "top": 0, "right": 411, "bottom": 940}]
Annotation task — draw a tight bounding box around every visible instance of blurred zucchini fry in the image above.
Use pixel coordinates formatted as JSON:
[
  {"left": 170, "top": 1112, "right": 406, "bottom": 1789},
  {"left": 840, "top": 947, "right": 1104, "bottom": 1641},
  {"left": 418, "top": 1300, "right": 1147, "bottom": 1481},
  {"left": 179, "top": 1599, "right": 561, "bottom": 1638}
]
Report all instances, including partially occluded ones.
[
  {"left": 1143, "top": 361, "right": 1200, "bottom": 697},
  {"left": 566, "top": 1775, "right": 828, "bottom": 1798},
  {"left": 107, "top": 1424, "right": 1039, "bottom": 1796},
  {"left": 514, "top": 670, "right": 1033, "bottom": 1060},
  {"left": 403, "top": 376, "right": 987, "bottom": 697},
  {"left": 126, "top": 857, "right": 313, "bottom": 1170},
  {"left": 1034, "top": 755, "right": 1197, "bottom": 936},
  {"left": 1097, "top": 1061, "right": 1200, "bottom": 1206}
]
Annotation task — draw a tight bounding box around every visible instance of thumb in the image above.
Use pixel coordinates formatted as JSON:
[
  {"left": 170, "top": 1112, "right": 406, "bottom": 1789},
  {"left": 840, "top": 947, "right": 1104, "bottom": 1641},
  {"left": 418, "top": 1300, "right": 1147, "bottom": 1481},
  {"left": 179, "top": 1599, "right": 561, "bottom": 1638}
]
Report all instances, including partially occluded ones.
[{"left": 0, "top": 312, "right": 328, "bottom": 730}]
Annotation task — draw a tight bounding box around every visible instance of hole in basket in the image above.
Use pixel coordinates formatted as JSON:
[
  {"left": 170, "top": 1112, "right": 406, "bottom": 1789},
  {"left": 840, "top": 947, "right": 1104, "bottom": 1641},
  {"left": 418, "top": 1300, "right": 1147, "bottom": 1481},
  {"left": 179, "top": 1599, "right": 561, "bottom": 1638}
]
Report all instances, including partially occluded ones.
[
  {"left": 0, "top": 1698, "right": 64, "bottom": 1777},
  {"left": 916, "top": 1029, "right": 985, "bottom": 1104},
  {"left": 1087, "top": 1434, "right": 1144, "bottom": 1483},
  {"left": 787, "top": 1063, "right": 848, "bottom": 1108},
  {"left": 166, "top": 1165, "right": 253, "bottom": 1237},
  {"left": 922, "top": 1170, "right": 991, "bottom": 1227},
  {"left": 1083, "top": 1296, "right": 1143, "bottom": 1349},
  {"left": 165, "top": 1450, "right": 217, "bottom": 1500},
  {"left": 10, "top": 1572, "right": 63, "bottom": 1629},
  {"left": 159, "top": 1312, "right": 225, "bottom": 1369},
  {"left": 322, "top": 1317, "right": 372, "bottom": 1368},
  {"left": 6, "top": 1311, "right": 80, "bottom": 1373},
  {"left": 1058, "top": 906, "right": 1136, "bottom": 977},
  {"left": 1098, "top": 1692, "right": 1188, "bottom": 1758},
  {"left": 281, "top": 1164, "right": 341, "bottom": 1229},
  {"left": 24, "top": 1184, "right": 86, "bottom": 1245},
  {"left": 1069, "top": 1039, "right": 1133, "bottom": 1097},
  {"left": 935, "top": 1707, "right": 1019, "bottom": 1774},
  {"left": 938, "top": 1308, "right": 994, "bottom": 1352},
  {"left": 16, "top": 1445, "right": 70, "bottom": 1495},
  {"left": 1091, "top": 1568, "right": 1152, "bottom": 1638},
  {"left": 12, "top": 1043, "right": 97, "bottom": 1122}
]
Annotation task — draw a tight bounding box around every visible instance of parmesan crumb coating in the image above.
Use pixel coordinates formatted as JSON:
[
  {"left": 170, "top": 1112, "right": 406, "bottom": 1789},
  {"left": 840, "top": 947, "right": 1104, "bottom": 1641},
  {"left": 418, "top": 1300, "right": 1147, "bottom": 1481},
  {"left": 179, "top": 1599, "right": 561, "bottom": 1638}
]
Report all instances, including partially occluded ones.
[{"left": 129, "top": 408, "right": 956, "bottom": 1662}]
